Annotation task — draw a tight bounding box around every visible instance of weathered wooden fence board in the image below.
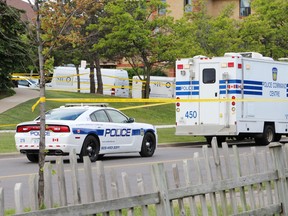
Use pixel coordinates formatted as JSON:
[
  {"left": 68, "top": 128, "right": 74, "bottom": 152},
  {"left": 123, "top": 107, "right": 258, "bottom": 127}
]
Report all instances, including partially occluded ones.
[
  {"left": 4, "top": 142, "right": 288, "bottom": 216},
  {"left": 0, "top": 187, "right": 4, "bottom": 216}
]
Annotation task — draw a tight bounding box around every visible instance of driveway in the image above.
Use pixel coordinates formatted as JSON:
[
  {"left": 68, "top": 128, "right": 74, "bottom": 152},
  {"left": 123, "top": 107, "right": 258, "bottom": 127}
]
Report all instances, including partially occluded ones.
[{"left": 0, "top": 88, "right": 39, "bottom": 113}]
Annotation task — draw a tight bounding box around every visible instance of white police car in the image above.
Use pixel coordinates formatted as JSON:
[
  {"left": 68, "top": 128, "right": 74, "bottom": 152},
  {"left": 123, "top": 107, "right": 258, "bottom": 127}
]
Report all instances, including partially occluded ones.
[{"left": 15, "top": 104, "right": 157, "bottom": 162}]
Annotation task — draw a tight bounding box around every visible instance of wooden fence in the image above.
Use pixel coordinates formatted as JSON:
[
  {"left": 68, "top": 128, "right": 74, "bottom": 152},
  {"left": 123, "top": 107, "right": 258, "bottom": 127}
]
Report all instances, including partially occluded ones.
[{"left": 1, "top": 138, "right": 288, "bottom": 216}]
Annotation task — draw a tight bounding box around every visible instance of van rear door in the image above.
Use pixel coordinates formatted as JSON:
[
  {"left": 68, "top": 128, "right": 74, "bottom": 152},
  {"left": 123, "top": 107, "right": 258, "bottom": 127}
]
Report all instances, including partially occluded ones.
[{"left": 199, "top": 63, "right": 220, "bottom": 125}]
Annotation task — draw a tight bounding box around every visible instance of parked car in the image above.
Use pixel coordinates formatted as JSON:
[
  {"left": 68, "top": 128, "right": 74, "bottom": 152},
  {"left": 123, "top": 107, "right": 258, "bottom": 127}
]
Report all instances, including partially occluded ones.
[
  {"left": 13, "top": 76, "right": 39, "bottom": 88},
  {"left": 15, "top": 104, "right": 157, "bottom": 162}
]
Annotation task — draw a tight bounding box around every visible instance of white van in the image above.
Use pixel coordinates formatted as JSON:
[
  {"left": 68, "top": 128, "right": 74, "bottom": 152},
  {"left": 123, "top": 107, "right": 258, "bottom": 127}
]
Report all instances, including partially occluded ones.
[
  {"left": 132, "top": 76, "right": 175, "bottom": 98},
  {"left": 48, "top": 67, "right": 129, "bottom": 98}
]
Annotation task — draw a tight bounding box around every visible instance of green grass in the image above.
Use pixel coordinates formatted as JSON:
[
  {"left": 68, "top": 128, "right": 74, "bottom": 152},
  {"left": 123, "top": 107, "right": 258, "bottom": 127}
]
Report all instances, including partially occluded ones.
[
  {"left": 158, "top": 128, "right": 206, "bottom": 144},
  {"left": 4, "top": 202, "right": 252, "bottom": 216},
  {"left": 0, "top": 133, "right": 17, "bottom": 153},
  {"left": 0, "top": 90, "right": 175, "bottom": 130},
  {"left": 0, "top": 90, "right": 205, "bottom": 153}
]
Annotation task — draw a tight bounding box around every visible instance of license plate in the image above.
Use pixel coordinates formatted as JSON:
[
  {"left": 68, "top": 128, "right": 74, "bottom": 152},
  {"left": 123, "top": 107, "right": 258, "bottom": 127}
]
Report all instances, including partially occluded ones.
[{"left": 32, "top": 138, "right": 40, "bottom": 144}]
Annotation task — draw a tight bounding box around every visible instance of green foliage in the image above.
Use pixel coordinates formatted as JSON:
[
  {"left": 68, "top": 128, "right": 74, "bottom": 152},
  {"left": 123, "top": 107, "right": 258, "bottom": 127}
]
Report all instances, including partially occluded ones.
[
  {"left": 0, "top": 2, "right": 32, "bottom": 93},
  {"left": 239, "top": 0, "right": 288, "bottom": 59},
  {"left": 173, "top": 0, "right": 240, "bottom": 57},
  {"left": 126, "top": 67, "right": 167, "bottom": 80},
  {"left": 93, "top": 0, "right": 175, "bottom": 98}
]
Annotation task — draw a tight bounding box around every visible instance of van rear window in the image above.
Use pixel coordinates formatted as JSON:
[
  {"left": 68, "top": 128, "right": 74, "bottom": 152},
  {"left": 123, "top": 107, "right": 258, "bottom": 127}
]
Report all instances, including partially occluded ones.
[{"left": 203, "top": 68, "right": 216, "bottom": 84}]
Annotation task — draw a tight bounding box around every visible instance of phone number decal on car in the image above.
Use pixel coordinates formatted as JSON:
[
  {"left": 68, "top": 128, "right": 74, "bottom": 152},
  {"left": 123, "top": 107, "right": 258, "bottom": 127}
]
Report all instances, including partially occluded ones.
[{"left": 101, "top": 146, "right": 120, "bottom": 150}]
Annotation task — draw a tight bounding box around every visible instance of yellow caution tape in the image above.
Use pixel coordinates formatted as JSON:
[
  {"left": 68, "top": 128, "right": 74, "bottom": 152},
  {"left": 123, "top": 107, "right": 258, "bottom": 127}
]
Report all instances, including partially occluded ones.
[
  {"left": 30, "top": 97, "right": 288, "bottom": 112},
  {"left": 2, "top": 96, "right": 288, "bottom": 129},
  {"left": 32, "top": 97, "right": 46, "bottom": 112},
  {"left": 0, "top": 124, "right": 17, "bottom": 128},
  {"left": 119, "top": 102, "right": 172, "bottom": 111}
]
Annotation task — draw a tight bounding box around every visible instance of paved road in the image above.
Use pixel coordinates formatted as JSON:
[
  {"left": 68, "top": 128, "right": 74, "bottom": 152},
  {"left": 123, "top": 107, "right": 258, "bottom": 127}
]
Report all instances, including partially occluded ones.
[
  {"left": 0, "top": 142, "right": 269, "bottom": 210},
  {"left": 0, "top": 88, "right": 39, "bottom": 113}
]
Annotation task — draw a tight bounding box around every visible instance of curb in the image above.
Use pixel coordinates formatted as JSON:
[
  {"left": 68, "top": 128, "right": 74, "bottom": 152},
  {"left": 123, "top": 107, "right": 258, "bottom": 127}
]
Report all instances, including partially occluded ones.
[{"left": 0, "top": 152, "right": 21, "bottom": 159}]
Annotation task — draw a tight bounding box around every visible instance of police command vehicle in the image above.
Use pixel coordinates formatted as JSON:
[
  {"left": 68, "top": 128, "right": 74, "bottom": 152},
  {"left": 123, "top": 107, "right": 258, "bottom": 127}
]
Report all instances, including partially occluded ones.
[
  {"left": 15, "top": 105, "right": 157, "bottom": 162},
  {"left": 175, "top": 52, "right": 288, "bottom": 145}
]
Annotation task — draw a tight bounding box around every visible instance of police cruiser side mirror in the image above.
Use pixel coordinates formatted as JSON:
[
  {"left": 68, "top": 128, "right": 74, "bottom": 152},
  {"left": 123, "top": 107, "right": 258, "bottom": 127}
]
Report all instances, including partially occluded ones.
[{"left": 126, "top": 118, "right": 135, "bottom": 123}]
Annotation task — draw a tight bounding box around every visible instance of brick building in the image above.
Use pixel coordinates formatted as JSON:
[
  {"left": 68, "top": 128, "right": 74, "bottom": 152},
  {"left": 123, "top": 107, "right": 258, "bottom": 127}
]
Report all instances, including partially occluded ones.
[
  {"left": 165, "top": 0, "right": 251, "bottom": 19},
  {"left": 5, "top": 0, "right": 35, "bottom": 22}
]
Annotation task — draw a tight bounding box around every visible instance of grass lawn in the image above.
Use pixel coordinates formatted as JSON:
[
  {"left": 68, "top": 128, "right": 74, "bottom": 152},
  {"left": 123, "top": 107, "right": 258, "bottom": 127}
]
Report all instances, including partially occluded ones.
[
  {"left": 0, "top": 133, "right": 17, "bottom": 153},
  {"left": 0, "top": 90, "right": 205, "bottom": 153},
  {"left": 0, "top": 90, "right": 175, "bottom": 130}
]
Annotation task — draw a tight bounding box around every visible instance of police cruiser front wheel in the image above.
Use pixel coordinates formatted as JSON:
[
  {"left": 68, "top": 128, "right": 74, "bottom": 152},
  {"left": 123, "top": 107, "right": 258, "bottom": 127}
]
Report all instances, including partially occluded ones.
[
  {"left": 80, "top": 135, "right": 100, "bottom": 162},
  {"left": 139, "top": 132, "right": 156, "bottom": 157}
]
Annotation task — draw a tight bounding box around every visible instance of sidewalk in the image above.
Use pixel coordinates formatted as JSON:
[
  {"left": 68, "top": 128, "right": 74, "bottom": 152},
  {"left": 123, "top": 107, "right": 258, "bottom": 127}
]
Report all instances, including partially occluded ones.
[{"left": 0, "top": 88, "right": 39, "bottom": 113}]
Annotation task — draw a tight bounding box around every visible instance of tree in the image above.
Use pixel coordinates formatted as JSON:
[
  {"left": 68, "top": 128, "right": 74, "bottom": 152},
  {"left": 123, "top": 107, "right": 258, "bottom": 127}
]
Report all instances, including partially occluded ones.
[
  {"left": 238, "top": 0, "right": 288, "bottom": 59},
  {"left": 0, "top": 1, "right": 31, "bottom": 94},
  {"left": 173, "top": 0, "right": 240, "bottom": 58},
  {"left": 26, "top": 0, "right": 94, "bottom": 207},
  {"left": 42, "top": 0, "right": 107, "bottom": 95},
  {"left": 94, "top": 0, "right": 175, "bottom": 98}
]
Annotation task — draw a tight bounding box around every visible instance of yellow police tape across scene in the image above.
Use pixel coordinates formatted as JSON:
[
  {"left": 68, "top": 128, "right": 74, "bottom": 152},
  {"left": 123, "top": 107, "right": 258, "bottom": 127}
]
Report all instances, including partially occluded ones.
[
  {"left": 1, "top": 96, "right": 288, "bottom": 128},
  {"left": 31, "top": 97, "right": 288, "bottom": 112},
  {"left": 12, "top": 73, "right": 176, "bottom": 91}
]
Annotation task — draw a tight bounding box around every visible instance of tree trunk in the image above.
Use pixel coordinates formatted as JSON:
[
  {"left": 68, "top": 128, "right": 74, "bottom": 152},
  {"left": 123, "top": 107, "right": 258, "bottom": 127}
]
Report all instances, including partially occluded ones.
[
  {"left": 89, "top": 60, "right": 95, "bottom": 93},
  {"left": 141, "top": 52, "right": 151, "bottom": 99},
  {"left": 95, "top": 53, "right": 103, "bottom": 94},
  {"left": 35, "top": 0, "right": 46, "bottom": 208},
  {"left": 76, "top": 65, "right": 80, "bottom": 93}
]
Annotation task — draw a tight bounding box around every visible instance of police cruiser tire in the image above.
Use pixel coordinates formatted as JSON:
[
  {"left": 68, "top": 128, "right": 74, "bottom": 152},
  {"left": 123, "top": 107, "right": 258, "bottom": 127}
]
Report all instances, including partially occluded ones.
[
  {"left": 26, "top": 153, "right": 39, "bottom": 163},
  {"left": 139, "top": 132, "right": 156, "bottom": 157},
  {"left": 80, "top": 135, "right": 100, "bottom": 162}
]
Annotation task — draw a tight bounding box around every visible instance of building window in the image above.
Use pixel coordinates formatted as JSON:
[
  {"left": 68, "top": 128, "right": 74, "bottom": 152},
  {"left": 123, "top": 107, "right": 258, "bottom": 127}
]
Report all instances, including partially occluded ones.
[
  {"left": 158, "top": 0, "right": 166, "bottom": 15},
  {"left": 184, "top": 0, "right": 193, "bottom": 13},
  {"left": 240, "top": 0, "right": 251, "bottom": 17}
]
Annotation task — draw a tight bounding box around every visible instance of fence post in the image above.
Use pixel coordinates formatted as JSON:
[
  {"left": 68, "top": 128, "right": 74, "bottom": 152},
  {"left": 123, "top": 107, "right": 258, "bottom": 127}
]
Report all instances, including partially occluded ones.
[
  {"left": 29, "top": 174, "right": 39, "bottom": 211},
  {"left": 57, "top": 156, "right": 68, "bottom": 206},
  {"left": 84, "top": 156, "right": 95, "bottom": 203},
  {"left": 69, "top": 149, "right": 81, "bottom": 205},
  {"left": 44, "top": 162, "right": 53, "bottom": 208},
  {"left": 151, "top": 163, "right": 172, "bottom": 216},
  {"left": 0, "top": 188, "right": 4, "bottom": 216},
  {"left": 15, "top": 183, "right": 24, "bottom": 214},
  {"left": 269, "top": 142, "right": 288, "bottom": 215}
]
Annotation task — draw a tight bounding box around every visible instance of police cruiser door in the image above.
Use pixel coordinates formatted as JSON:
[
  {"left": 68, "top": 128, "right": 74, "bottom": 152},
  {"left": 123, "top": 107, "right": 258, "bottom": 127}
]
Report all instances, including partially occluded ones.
[
  {"left": 90, "top": 109, "right": 135, "bottom": 153},
  {"left": 199, "top": 64, "right": 220, "bottom": 125}
]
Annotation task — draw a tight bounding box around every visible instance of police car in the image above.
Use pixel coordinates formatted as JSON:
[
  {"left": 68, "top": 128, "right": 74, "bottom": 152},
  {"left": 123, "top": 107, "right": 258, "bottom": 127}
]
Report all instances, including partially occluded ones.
[{"left": 15, "top": 104, "right": 157, "bottom": 162}]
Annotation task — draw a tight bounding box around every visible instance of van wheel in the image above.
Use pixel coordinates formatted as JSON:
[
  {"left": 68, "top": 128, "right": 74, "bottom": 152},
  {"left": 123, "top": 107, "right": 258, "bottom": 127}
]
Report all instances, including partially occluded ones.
[
  {"left": 26, "top": 154, "right": 39, "bottom": 163},
  {"left": 274, "top": 134, "right": 282, "bottom": 142},
  {"left": 80, "top": 135, "right": 100, "bottom": 162},
  {"left": 255, "top": 125, "right": 275, "bottom": 145},
  {"left": 205, "top": 136, "right": 225, "bottom": 147},
  {"left": 139, "top": 132, "right": 156, "bottom": 157},
  {"left": 205, "top": 136, "right": 213, "bottom": 144},
  {"left": 216, "top": 136, "right": 226, "bottom": 147}
]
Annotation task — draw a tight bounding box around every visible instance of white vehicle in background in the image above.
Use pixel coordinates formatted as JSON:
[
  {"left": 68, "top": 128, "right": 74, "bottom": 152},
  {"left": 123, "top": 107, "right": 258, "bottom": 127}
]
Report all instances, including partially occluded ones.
[
  {"left": 132, "top": 76, "right": 175, "bottom": 98},
  {"left": 175, "top": 52, "right": 288, "bottom": 145},
  {"left": 15, "top": 104, "right": 157, "bottom": 162},
  {"left": 13, "top": 76, "right": 39, "bottom": 89},
  {"left": 48, "top": 66, "right": 129, "bottom": 97}
]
